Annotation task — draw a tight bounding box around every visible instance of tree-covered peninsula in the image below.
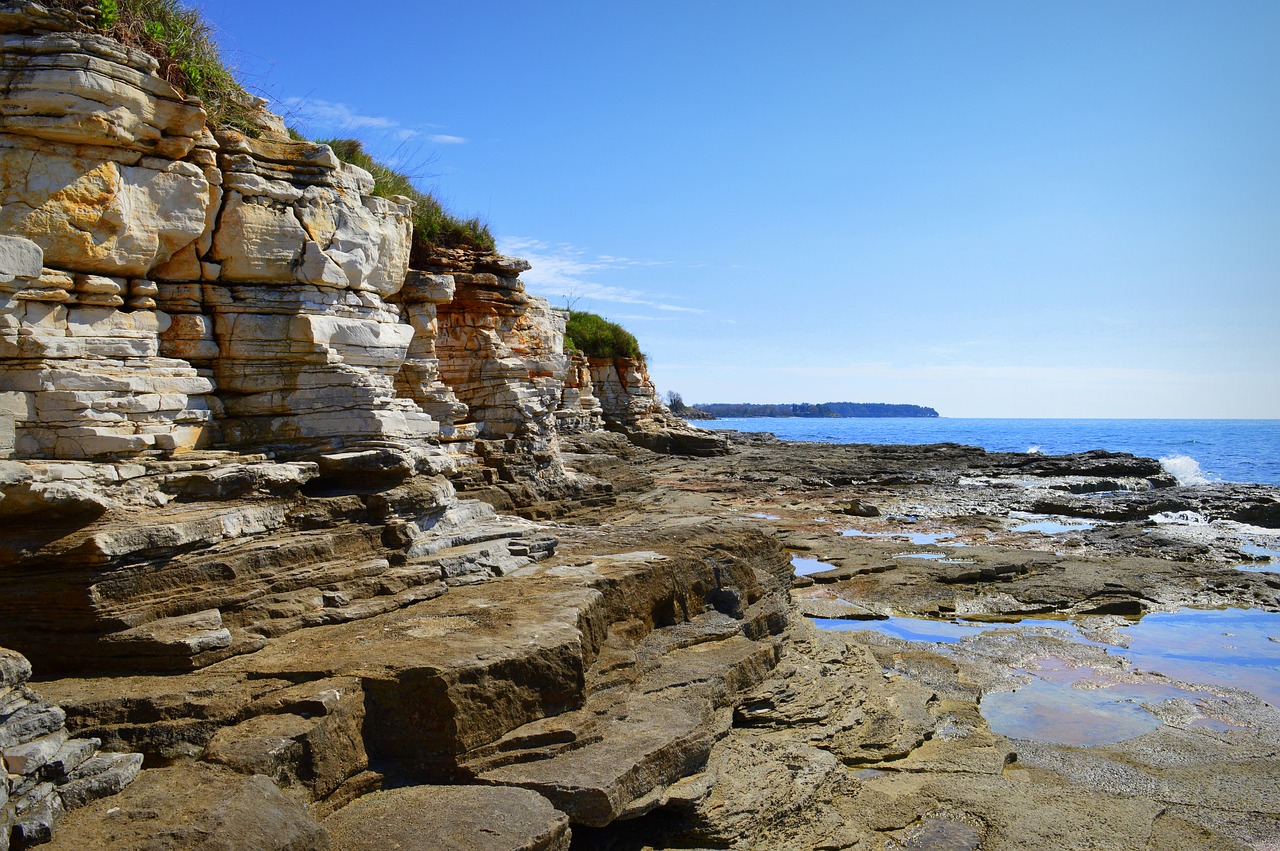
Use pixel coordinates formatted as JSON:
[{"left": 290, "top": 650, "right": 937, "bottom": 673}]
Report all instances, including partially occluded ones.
[{"left": 694, "top": 402, "right": 939, "bottom": 418}]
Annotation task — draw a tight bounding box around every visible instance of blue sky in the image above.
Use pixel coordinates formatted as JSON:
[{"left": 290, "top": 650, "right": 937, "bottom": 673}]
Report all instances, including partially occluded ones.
[{"left": 208, "top": 1, "right": 1279, "bottom": 417}]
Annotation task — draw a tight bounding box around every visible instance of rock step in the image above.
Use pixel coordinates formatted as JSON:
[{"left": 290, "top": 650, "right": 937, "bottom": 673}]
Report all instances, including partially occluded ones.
[
  {"left": 470, "top": 629, "right": 781, "bottom": 827},
  {"left": 44, "top": 763, "right": 328, "bottom": 851},
  {"left": 323, "top": 785, "right": 571, "bottom": 851},
  {"left": 55, "top": 752, "right": 143, "bottom": 810}
]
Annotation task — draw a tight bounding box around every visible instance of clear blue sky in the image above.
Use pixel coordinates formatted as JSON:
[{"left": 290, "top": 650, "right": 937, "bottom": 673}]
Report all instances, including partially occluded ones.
[{"left": 208, "top": 1, "right": 1279, "bottom": 417}]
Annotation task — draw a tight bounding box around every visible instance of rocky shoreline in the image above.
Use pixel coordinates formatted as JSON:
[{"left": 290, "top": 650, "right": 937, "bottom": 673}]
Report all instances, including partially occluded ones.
[
  {"left": 4, "top": 431, "right": 1275, "bottom": 849},
  {"left": 2, "top": 4, "right": 1279, "bottom": 848}
]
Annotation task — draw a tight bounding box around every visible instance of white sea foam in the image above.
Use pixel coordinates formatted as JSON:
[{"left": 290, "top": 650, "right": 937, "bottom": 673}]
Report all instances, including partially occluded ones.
[
  {"left": 1150, "top": 510, "right": 1211, "bottom": 526},
  {"left": 1160, "top": 454, "right": 1211, "bottom": 486},
  {"left": 1026, "top": 445, "right": 1043, "bottom": 455}
]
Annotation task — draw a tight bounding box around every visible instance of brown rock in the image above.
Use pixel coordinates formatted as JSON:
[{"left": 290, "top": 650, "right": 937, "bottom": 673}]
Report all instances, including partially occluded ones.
[
  {"left": 46, "top": 763, "right": 329, "bottom": 851},
  {"left": 324, "top": 785, "right": 570, "bottom": 851}
]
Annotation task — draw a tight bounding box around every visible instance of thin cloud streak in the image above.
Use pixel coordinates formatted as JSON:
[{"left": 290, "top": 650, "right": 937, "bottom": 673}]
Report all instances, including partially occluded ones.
[
  {"left": 281, "top": 97, "right": 465, "bottom": 145},
  {"left": 498, "top": 237, "right": 705, "bottom": 314}
]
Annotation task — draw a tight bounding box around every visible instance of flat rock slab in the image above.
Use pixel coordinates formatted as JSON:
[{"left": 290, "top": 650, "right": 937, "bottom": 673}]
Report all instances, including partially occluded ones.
[
  {"left": 324, "top": 784, "right": 570, "bottom": 851},
  {"left": 219, "top": 580, "right": 602, "bottom": 776},
  {"left": 46, "top": 762, "right": 328, "bottom": 850}
]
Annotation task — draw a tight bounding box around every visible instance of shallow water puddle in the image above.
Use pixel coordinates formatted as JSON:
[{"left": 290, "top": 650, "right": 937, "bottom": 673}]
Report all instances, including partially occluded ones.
[
  {"left": 1238, "top": 542, "right": 1280, "bottom": 573},
  {"left": 893, "top": 551, "right": 948, "bottom": 560},
  {"left": 982, "top": 656, "right": 1223, "bottom": 745},
  {"left": 841, "top": 528, "right": 958, "bottom": 546},
  {"left": 1243, "top": 542, "right": 1280, "bottom": 559},
  {"left": 980, "top": 677, "right": 1165, "bottom": 745},
  {"left": 811, "top": 616, "right": 1080, "bottom": 643},
  {"left": 1113, "top": 608, "right": 1280, "bottom": 707},
  {"left": 791, "top": 556, "right": 837, "bottom": 576},
  {"left": 815, "top": 607, "right": 1280, "bottom": 743},
  {"left": 748, "top": 512, "right": 781, "bottom": 520},
  {"left": 1010, "top": 517, "right": 1096, "bottom": 535}
]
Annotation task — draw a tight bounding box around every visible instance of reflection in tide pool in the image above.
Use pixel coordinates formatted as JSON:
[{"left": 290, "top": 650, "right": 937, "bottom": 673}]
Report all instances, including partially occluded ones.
[
  {"left": 981, "top": 678, "right": 1163, "bottom": 745},
  {"left": 1011, "top": 519, "right": 1096, "bottom": 535},
  {"left": 814, "top": 607, "right": 1280, "bottom": 744},
  {"left": 811, "top": 616, "right": 1081, "bottom": 643},
  {"left": 1116, "top": 608, "right": 1280, "bottom": 708},
  {"left": 842, "top": 529, "right": 957, "bottom": 546},
  {"left": 1238, "top": 542, "right": 1280, "bottom": 573},
  {"left": 791, "top": 557, "right": 836, "bottom": 576}
]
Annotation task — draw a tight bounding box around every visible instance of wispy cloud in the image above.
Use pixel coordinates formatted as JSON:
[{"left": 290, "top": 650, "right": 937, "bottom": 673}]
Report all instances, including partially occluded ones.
[
  {"left": 281, "top": 97, "right": 465, "bottom": 145},
  {"left": 498, "top": 237, "right": 703, "bottom": 314},
  {"left": 281, "top": 97, "right": 397, "bottom": 131}
]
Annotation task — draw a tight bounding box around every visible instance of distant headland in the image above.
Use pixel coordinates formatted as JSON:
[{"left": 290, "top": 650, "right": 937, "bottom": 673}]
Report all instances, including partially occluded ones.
[{"left": 683, "top": 402, "right": 940, "bottom": 419}]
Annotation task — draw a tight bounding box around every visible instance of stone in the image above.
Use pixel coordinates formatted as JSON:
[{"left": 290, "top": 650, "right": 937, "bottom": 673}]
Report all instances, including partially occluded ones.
[
  {"left": 42, "top": 737, "right": 101, "bottom": 779},
  {"left": 203, "top": 681, "right": 366, "bottom": 801},
  {"left": 0, "top": 31, "right": 206, "bottom": 153},
  {"left": 45, "top": 763, "right": 329, "bottom": 850},
  {"left": 0, "top": 702, "right": 65, "bottom": 749},
  {"left": 208, "top": 192, "right": 307, "bottom": 283},
  {"left": 56, "top": 751, "right": 143, "bottom": 809},
  {"left": 2, "top": 728, "right": 66, "bottom": 775},
  {"left": 324, "top": 785, "right": 570, "bottom": 851},
  {"left": 10, "top": 785, "right": 65, "bottom": 848},
  {"left": 0, "top": 234, "right": 42, "bottom": 281},
  {"left": 0, "top": 148, "right": 211, "bottom": 277}
]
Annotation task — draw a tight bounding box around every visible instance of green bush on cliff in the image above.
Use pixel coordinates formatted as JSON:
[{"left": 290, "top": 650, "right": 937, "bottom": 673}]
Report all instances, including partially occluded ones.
[
  {"left": 323, "top": 138, "right": 495, "bottom": 254},
  {"left": 564, "top": 311, "right": 643, "bottom": 361},
  {"left": 58, "top": 0, "right": 260, "bottom": 133}
]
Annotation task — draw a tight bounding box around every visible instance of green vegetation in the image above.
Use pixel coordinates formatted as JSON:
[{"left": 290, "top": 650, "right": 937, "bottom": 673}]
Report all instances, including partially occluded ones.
[
  {"left": 323, "top": 139, "right": 494, "bottom": 253},
  {"left": 51, "top": 2, "right": 495, "bottom": 252},
  {"left": 564, "top": 311, "right": 643, "bottom": 361},
  {"left": 696, "top": 402, "right": 940, "bottom": 418},
  {"left": 59, "top": 0, "right": 260, "bottom": 133}
]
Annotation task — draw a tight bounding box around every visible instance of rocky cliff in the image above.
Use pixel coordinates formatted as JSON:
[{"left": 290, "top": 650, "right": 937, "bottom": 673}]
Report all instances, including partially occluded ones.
[{"left": 0, "top": 4, "right": 744, "bottom": 847}]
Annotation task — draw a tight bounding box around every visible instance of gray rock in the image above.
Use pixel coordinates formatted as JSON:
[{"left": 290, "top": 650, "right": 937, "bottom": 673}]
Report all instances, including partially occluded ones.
[
  {"left": 0, "top": 480, "right": 115, "bottom": 520},
  {"left": 57, "top": 752, "right": 143, "bottom": 809},
  {"left": 0, "top": 702, "right": 65, "bottom": 749},
  {"left": 0, "top": 648, "right": 32, "bottom": 688},
  {"left": 41, "top": 737, "right": 100, "bottom": 779},
  {"left": 2, "top": 728, "right": 67, "bottom": 775},
  {"left": 11, "top": 783, "right": 64, "bottom": 849}
]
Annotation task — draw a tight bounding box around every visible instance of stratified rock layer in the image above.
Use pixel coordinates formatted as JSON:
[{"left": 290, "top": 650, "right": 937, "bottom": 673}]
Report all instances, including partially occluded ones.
[{"left": 1, "top": 648, "right": 142, "bottom": 850}]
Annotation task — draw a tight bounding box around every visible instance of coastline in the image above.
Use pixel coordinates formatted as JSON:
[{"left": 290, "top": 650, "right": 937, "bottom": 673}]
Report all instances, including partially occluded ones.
[{"left": 19, "top": 425, "right": 1280, "bottom": 849}]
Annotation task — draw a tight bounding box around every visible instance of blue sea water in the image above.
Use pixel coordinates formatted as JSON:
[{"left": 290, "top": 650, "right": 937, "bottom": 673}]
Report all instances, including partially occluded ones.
[{"left": 704, "top": 418, "right": 1280, "bottom": 486}]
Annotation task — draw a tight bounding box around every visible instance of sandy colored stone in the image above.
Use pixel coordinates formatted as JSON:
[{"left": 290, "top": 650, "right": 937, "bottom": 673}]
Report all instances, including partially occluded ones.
[
  {"left": 324, "top": 785, "right": 570, "bottom": 851},
  {"left": 46, "top": 763, "right": 329, "bottom": 851}
]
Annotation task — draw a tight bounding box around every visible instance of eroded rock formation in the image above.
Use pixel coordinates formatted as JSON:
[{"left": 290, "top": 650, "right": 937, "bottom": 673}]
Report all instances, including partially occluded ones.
[
  {"left": 589, "top": 355, "right": 730, "bottom": 456},
  {"left": 0, "top": 5, "right": 736, "bottom": 847},
  {"left": 1, "top": 648, "right": 142, "bottom": 850}
]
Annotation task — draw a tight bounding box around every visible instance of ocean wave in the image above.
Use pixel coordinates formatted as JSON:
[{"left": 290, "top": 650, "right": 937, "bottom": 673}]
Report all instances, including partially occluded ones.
[
  {"left": 1025, "top": 445, "right": 1043, "bottom": 455},
  {"left": 1160, "top": 454, "right": 1212, "bottom": 486}
]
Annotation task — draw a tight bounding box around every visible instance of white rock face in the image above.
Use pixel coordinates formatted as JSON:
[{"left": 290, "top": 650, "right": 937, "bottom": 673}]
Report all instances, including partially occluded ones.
[
  {"left": 0, "top": 31, "right": 206, "bottom": 155},
  {"left": 0, "top": 10, "right": 602, "bottom": 469},
  {"left": 0, "top": 143, "right": 212, "bottom": 277}
]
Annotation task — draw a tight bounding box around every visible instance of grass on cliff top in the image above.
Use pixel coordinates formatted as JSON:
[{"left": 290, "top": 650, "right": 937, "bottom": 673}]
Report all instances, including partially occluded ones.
[
  {"left": 54, "top": 0, "right": 261, "bottom": 133},
  {"left": 564, "top": 311, "right": 643, "bottom": 361},
  {"left": 324, "top": 138, "right": 495, "bottom": 253}
]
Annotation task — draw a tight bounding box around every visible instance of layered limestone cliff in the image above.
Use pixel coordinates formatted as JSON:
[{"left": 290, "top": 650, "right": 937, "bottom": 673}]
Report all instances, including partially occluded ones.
[
  {"left": 589, "top": 355, "right": 730, "bottom": 456},
  {"left": 0, "top": 3, "right": 711, "bottom": 473},
  {"left": 0, "top": 6, "right": 740, "bottom": 847}
]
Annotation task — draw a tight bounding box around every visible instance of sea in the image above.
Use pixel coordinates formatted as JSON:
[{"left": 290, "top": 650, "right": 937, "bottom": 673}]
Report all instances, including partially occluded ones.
[{"left": 703, "top": 418, "right": 1280, "bottom": 487}]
